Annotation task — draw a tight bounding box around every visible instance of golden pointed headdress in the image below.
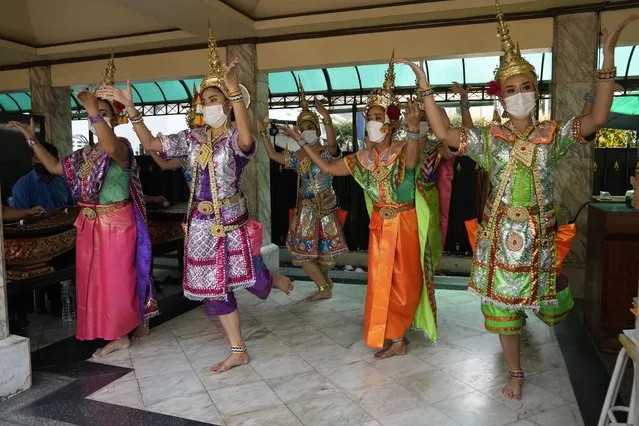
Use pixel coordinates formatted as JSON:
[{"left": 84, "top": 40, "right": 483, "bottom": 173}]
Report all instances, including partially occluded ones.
[
  {"left": 91, "top": 54, "right": 127, "bottom": 126},
  {"left": 200, "top": 23, "right": 228, "bottom": 97},
  {"left": 494, "top": 0, "right": 537, "bottom": 84},
  {"left": 296, "top": 78, "right": 320, "bottom": 133},
  {"left": 100, "top": 54, "right": 116, "bottom": 87},
  {"left": 366, "top": 51, "right": 397, "bottom": 112}
]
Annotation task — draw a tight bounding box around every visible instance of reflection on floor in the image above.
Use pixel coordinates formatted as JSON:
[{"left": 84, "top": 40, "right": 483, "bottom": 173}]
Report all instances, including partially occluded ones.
[
  {"left": 25, "top": 313, "right": 76, "bottom": 352},
  {"left": 82, "top": 283, "right": 583, "bottom": 426}
]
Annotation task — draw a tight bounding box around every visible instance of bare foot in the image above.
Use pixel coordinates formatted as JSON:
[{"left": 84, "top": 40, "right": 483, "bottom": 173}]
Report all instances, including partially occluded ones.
[
  {"left": 373, "top": 340, "right": 391, "bottom": 358},
  {"left": 131, "top": 323, "right": 149, "bottom": 340},
  {"left": 272, "top": 273, "right": 294, "bottom": 295},
  {"left": 374, "top": 340, "right": 407, "bottom": 359},
  {"left": 93, "top": 336, "right": 131, "bottom": 357},
  {"left": 306, "top": 287, "right": 332, "bottom": 302},
  {"left": 210, "top": 352, "right": 250, "bottom": 374},
  {"left": 502, "top": 372, "right": 524, "bottom": 400}
]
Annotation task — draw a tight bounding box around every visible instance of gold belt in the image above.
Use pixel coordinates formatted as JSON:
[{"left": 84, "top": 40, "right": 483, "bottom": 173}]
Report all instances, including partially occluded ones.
[
  {"left": 484, "top": 202, "right": 554, "bottom": 222},
  {"left": 80, "top": 200, "right": 129, "bottom": 220},
  {"left": 208, "top": 222, "right": 244, "bottom": 237},
  {"left": 298, "top": 189, "right": 336, "bottom": 209},
  {"left": 193, "top": 194, "right": 246, "bottom": 236},
  {"left": 373, "top": 201, "right": 415, "bottom": 220},
  {"left": 194, "top": 193, "right": 245, "bottom": 216}
]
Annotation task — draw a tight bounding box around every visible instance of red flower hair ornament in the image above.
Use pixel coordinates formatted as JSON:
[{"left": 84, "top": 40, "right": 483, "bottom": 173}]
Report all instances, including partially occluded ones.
[
  {"left": 112, "top": 101, "right": 126, "bottom": 114},
  {"left": 386, "top": 104, "right": 401, "bottom": 121},
  {"left": 486, "top": 80, "right": 501, "bottom": 97}
]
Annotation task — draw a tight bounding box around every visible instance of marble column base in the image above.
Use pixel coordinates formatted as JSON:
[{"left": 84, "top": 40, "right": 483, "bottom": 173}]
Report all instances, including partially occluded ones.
[
  {"left": 260, "top": 243, "right": 280, "bottom": 272},
  {"left": 0, "top": 335, "right": 31, "bottom": 402}
]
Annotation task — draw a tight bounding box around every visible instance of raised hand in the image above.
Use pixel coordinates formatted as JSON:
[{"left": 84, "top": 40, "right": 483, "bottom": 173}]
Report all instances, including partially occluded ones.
[
  {"left": 7, "top": 118, "right": 36, "bottom": 140},
  {"left": 602, "top": 15, "right": 638, "bottom": 60},
  {"left": 452, "top": 82, "right": 472, "bottom": 98},
  {"left": 223, "top": 59, "right": 241, "bottom": 92},
  {"left": 314, "top": 97, "right": 330, "bottom": 119},
  {"left": 395, "top": 59, "right": 429, "bottom": 88},
  {"left": 258, "top": 114, "right": 270, "bottom": 132},
  {"left": 77, "top": 90, "right": 100, "bottom": 115},
  {"left": 96, "top": 81, "right": 134, "bottom": 109},
  {"left": 277, "top": 124, "right": 302, "bottom": 142},
  {"left": 405, "top": 98, "right": 421, "bottom": 132}
]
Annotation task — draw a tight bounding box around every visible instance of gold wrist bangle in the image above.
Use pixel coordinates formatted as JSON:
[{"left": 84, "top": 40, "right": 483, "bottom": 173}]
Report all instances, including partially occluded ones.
[
  {"left": 596, "top": 67, "right": 617, "bottom": 80},
  {"left": 321, "top": 118, "right": 333, "bottom": 126},
  {"left": 418, "top": 87, "right": 435, "bottom": 97}
]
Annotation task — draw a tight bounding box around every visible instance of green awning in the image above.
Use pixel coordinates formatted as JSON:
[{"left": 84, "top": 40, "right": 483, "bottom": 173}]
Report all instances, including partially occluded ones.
[
  {"left": 611, "top": 96, "right": 639, "bottom": 115},
  {"left": 268, "top": 52, "right": 553, "bottom": 95}
]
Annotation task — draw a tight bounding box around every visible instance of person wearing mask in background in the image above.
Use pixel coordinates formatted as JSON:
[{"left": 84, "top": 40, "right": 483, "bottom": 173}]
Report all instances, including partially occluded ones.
[
  {"left": 260, "top": 80, "right": 348, "bottom": 302},
  {"left": 284, "top": 54, "right": 438, "bottom": 359}
]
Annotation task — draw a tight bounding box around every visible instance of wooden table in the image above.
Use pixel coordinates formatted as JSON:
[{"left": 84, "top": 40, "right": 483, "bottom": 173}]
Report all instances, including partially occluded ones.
[{"left": 585, "top": 203, "right": 639, "bottom": 353}]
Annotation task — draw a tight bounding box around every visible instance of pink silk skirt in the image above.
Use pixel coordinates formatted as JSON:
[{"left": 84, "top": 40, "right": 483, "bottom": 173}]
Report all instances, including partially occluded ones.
[{"left": 74, "top": 202, "right": 140, "bottom": 341}]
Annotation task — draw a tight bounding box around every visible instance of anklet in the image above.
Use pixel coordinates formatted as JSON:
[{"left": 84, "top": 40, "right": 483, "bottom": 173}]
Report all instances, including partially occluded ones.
[
  {"left": 230, "top": 345, "right": 247, "bottom": 354},
  {"left": 391, "top": 337, "right": 405, "bottom": 344},
  {"left": 509, "top": 370, "right": 525, "bottom": 379},
  {"left": 318, "top": 284, "right": 332, "bottom": 292}
]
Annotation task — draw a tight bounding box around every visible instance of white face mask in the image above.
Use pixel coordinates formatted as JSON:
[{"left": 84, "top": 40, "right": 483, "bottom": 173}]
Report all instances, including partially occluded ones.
[
  {"left": 366, "top": 120, "right": 387, "bottom": 144},
  {"left": 88, "top": 116, "right": 111, "bottom": 135},
  {"left": 301, "top": 130, "right": 319, "bottom": 145},
  {"left": 503, "top": 92, "right": 536, "bottom": 119},
  {"left": 419, "top": 122, "right": 430, "bottom": 138},
  {"left": 203, "top": 104, "right": 229, "bottom": 128}
]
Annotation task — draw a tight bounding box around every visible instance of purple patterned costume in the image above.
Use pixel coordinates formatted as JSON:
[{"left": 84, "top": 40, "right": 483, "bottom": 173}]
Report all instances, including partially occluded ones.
[{"left": 159, "top": 127, "right": 272, "bottom": 314}]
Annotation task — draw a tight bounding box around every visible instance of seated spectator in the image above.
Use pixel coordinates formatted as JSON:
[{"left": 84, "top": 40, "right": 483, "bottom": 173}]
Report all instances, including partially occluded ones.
[{"left": 12, "top": 142, "right": 74, "bottom": 211}]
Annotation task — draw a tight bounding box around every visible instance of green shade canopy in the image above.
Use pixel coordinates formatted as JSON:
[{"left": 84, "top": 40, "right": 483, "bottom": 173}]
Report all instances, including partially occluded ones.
[
  {"left": 611, "top": 96, "right": 639, "bottom": 115},
  {"left": 4, "top": 46, "right": 639, "bottom": 114},
  {"left": 268, "top": 52, "right": 553, "bottom": 95}
]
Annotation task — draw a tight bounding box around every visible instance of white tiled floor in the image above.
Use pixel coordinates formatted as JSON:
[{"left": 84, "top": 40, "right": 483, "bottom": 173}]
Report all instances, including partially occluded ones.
[{"left": 87, "top": 282, "right": 583, "bottom": 426}]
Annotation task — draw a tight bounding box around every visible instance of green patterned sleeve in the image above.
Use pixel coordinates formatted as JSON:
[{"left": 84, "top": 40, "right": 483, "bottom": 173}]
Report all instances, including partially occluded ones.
[
  {"left": 456, "top": 126, "right": 492, "bottom": 172},
  {"left": 555, "top": 116, "right": 588, "bottom": 160}
]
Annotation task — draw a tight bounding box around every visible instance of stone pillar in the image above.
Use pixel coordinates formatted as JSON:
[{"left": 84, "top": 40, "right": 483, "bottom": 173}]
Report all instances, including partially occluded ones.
[
  {"left": 227, "top": 44, "right": 279, "bottom": 271},
  {"left": 0, "top": 190, "right": 32, "bottom": 401},
  {"left": 551, "top": 12, "right": 598, "bottom": 295},
  {"left": 29, "top": 66, "right": 73, "bottom": 157}
]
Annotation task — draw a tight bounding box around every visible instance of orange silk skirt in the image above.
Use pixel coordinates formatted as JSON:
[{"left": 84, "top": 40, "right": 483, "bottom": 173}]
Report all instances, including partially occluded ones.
[{"left": 364, "top": 207, "right": 423, "bottom": 348}]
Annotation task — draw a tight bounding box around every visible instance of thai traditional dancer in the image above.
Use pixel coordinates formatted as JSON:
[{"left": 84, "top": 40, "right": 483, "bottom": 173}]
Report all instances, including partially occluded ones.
[
  {"left": 279, "top": 54, "right": 437, "bottom": 359},
  {"left": 97, "top": 26, "right": 293, "bottom": 374},
  {"left": 9, "top": 56, "right": 158, "bottom": 357},
  {"left": 260, "top": 82, "right": 348, "bottom": 301},
  {"left": 400, "top": 2, "right": 637, "bottom": 399}
]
